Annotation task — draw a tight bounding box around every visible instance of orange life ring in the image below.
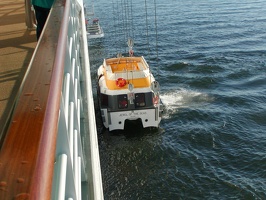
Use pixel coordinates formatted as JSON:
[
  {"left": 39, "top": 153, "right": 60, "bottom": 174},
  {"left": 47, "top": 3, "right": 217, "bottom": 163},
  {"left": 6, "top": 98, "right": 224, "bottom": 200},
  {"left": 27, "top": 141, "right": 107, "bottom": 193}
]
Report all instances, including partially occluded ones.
[{"left": 116, "top": 78, "right": 127, "bottom": 87}]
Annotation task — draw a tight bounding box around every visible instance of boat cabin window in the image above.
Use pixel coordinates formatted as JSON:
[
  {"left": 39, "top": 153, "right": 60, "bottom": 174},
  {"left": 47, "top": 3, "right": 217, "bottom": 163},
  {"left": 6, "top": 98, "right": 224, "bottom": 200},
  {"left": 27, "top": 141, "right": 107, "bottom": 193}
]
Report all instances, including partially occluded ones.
[
  {"left": 135, "top": 93, "right": 146, "bottom": 107},
  {"left": 118, "top": 94, "right": 128, "bottom": 109},
  {"left": 101, "top": 94, "right": 108, "bottom": 107}
]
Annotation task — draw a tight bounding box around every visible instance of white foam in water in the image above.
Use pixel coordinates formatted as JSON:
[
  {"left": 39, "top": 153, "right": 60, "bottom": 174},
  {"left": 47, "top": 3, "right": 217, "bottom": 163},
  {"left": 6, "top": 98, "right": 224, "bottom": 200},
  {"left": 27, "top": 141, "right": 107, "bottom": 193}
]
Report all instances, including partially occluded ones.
[{"left": 160, "top": 88, "right": 214, "bottom": 118}]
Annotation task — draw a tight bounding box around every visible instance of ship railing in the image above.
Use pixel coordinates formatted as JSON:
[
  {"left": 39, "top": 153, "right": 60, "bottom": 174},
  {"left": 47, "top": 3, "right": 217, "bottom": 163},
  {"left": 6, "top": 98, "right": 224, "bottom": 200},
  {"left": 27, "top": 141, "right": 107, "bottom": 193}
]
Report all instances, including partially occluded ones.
[
  {"left": 53, "top": 0, "right": 103, "bottom": 199},
  {"left": 0, "top": 0, "right": 103, "bottom": 199}
]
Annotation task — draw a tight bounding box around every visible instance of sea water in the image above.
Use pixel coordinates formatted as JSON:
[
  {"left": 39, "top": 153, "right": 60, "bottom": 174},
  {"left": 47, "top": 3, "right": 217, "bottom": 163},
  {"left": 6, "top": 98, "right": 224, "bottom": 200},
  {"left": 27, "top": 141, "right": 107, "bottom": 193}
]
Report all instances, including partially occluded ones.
[{"left": 86, "top": 0, "right": 266, "bottom": 199}]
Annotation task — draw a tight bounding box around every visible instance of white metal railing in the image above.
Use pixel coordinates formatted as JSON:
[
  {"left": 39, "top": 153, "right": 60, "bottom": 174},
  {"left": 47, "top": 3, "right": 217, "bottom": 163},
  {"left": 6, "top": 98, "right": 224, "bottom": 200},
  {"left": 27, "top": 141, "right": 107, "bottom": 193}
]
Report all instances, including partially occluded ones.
[
  {"left": 0, "top": 0, "right": 102, "bottom": 198},
  {"left": 51, "top": 0, "right": 103, "bottom": 199}
]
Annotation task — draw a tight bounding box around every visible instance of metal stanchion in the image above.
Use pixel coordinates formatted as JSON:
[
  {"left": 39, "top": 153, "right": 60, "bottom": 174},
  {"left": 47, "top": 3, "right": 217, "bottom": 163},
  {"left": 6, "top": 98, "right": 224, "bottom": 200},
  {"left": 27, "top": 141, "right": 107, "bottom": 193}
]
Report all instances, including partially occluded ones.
[{"left": 25, "top": 0, "right": 36, "bottom": 30}]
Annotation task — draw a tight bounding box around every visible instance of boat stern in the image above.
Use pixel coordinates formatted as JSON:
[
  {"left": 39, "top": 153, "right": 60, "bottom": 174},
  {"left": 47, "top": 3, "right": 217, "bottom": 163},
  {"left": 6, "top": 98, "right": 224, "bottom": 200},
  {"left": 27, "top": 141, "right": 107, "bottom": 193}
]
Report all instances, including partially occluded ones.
[{"left": 100, "top": 108, "right": 162, "bottom": 131}]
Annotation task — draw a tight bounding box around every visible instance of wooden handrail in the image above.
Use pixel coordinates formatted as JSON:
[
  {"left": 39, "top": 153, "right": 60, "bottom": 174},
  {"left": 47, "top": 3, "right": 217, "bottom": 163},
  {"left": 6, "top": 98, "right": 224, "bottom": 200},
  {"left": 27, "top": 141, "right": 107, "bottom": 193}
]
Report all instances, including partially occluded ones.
[
  {"left": 0, "top": 0, "right": 68, "bottom": 199},
  {"left": 30, "top": 0, "right": 70, "bottom": 198}
]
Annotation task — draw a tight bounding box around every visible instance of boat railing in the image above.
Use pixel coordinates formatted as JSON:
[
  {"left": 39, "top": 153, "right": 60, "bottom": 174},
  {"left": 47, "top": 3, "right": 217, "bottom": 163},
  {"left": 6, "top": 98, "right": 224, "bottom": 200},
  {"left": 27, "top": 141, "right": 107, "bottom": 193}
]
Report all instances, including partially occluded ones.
[{"left": 0, "top": 0, "right": 103, "bottom": 199}]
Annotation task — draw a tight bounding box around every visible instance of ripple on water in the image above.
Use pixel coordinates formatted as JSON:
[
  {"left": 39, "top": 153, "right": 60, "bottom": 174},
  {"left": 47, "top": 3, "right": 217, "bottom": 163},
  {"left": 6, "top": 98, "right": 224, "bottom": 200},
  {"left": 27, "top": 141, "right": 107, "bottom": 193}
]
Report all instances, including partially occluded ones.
[{"left": 91, "top": 0, "right": 266, "bottom": 198}]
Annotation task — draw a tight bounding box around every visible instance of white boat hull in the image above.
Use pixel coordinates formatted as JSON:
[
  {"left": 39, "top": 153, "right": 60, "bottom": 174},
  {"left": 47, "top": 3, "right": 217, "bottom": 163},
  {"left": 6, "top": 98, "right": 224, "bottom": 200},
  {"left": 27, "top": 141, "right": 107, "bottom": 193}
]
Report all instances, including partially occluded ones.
[
  {"left": 100, "top": 107, "right": 162, "bottom": 131},
  {"left": 97, "top": 56, "right": 163, "bottom": 131}
]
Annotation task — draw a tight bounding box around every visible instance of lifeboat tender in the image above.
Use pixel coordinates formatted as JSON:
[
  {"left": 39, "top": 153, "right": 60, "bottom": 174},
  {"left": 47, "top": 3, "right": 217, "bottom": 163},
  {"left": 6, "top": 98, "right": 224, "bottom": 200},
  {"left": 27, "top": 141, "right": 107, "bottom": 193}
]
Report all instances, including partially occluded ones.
[
  {"left": 97, "top": 56, "right": 163, "bottom": 131},
  {"left": 86, "top": 18, "right": 104, "bottom": 39}
]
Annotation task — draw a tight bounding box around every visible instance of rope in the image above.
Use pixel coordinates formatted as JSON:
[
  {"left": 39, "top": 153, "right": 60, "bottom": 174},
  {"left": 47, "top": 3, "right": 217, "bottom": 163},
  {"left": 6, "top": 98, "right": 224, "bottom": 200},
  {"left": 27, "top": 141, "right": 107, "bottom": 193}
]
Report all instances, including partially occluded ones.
[
  {"left": 144, "top": 0, "right": 150, "bottom": 60},
  {"left": 125, "top": 0, "right": 129, "bottom": 40},
  {"left": 154, "top": 0, "right": 159, "bottom": 81},
  {"left": 130, "top": 0, "right": 135, "bottom": 40},
  {"left": 112, "top": 0, "right": 118, "bottom": 54},
  {"left": 109, "top": 0, "right": 136, "bottom": 57},
  {"left": 117, "top": 0, "right": 125, "bottom": 55}
]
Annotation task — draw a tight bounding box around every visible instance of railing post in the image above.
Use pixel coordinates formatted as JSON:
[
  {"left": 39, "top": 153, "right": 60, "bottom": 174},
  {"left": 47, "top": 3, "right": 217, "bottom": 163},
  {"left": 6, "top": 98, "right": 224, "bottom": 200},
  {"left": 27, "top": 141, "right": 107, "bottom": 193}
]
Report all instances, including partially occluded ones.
[
  {"left": 52, "top": 154, "right": 68, "bottom": 200},
  {"left": 52, "top": 0, "right": 103, "bottom": 199},
  {"left": 24, "top": 0, "right": 36, "bottom": 30}
]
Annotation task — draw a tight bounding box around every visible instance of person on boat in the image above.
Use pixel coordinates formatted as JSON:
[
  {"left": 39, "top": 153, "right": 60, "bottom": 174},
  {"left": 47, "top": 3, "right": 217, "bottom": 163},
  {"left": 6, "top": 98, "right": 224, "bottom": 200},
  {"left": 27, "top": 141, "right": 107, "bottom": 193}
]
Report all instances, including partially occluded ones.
[
  {"left": 93, "top": 18, "right": 99, "bottom": 25},
  {"left": 31, "top": 0, "right": 55, "bottom": 40}
]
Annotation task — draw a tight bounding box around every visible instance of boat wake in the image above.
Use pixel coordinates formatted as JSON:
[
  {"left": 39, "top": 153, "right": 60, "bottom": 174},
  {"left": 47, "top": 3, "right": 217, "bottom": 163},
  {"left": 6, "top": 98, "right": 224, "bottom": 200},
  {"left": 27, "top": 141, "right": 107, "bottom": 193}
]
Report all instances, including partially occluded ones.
[{"left": 160, "top": 88, "right": 214, "bottom": 119}]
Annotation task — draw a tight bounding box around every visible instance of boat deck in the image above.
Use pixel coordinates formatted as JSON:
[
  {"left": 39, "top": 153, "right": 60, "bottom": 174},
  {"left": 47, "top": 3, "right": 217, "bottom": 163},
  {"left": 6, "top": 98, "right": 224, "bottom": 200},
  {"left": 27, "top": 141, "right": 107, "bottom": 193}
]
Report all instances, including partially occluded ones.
[
  {"left": 105, "top": 57, "right": 148, "bottom": 73},
  {"left": 0, "top": 0, "right": 36, "bottom": 134},
  {"left": 108, "top": 62, "right": 144, "bottom": 72}
]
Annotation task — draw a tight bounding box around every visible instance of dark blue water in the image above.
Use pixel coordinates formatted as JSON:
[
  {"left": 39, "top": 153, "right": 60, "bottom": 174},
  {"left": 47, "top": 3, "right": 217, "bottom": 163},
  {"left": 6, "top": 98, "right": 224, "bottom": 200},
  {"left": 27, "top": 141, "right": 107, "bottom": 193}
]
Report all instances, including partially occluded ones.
[{"left": 86, "top": 0, "right": 266, "bottom": 199}]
